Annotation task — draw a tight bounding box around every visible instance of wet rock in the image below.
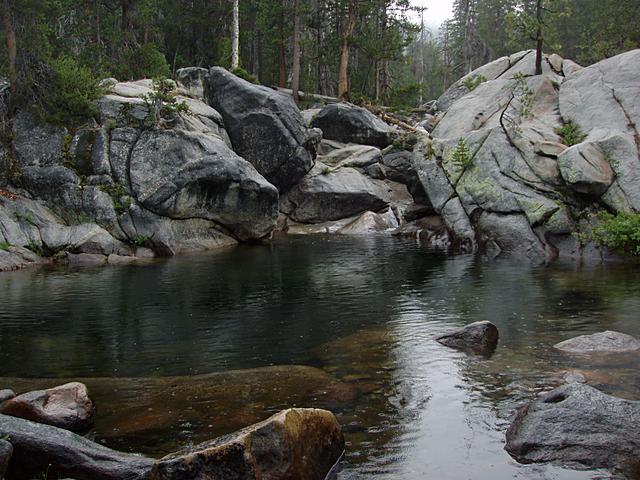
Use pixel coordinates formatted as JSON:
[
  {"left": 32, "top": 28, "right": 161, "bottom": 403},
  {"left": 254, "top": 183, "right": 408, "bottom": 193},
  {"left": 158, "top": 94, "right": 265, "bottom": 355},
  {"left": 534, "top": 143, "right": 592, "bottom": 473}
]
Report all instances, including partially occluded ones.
[
  {"left": 0, "top": 246, "right": 48, "bottom": 272},
  {"left": 0, "top": 413, "right": 153, "bottom": 480},
  {"left": 337, "top": 210, "right": 398, "bottom": 235},
  {"left": 0, "top": 382, "right": 96, "bottom": 432},
  {"left": 436, "top": 321, "right": 499, "bottom": 354},
  {"left": 150, "top": 408, "right": 344, "bottom": 480},
  {"left": 205, "top": 67, "right": 319, "bottom": 192},
  {"left": 311, "top": 103, "right": 395, "bottom": 148},
  {"left": 0, "top": 439, "right": 12, "bottom": 479},
  {"left": 505, "top": 383, "right": 640, "bottom": 472},
  {"left": 554, "top": 330, "right": 640, "bottom": 354},
  {"left": 56, "top": 252, "right": 108, "bottom": 266},
  {"left": 0, "top": 390, "right": 15, "bottom": 405}
]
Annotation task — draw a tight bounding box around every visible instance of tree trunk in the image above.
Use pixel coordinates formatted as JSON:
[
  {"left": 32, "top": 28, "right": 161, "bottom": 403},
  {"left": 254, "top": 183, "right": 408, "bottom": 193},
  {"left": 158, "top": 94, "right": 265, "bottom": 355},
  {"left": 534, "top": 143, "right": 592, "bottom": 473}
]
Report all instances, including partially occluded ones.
[
  {"left": 2, "top": 0, "right": 16, "bottom": 89},
  {"left": 231, "top": 0, "right": 239, "bottom": 69},
  {"left": 338, "top": 4, "right": 356, "bottom": 101},
  {"left": 278, "top": 5, "right": 286, "bottom": 88},
  {"left": 291, "top": 0, "right": 301, "bottom": 104},
  {"left": 535, "top": 0, "right": 543, "bottom": 75},
  {"left": 121, "top": 0, "right": 132, "bottom": 32}
]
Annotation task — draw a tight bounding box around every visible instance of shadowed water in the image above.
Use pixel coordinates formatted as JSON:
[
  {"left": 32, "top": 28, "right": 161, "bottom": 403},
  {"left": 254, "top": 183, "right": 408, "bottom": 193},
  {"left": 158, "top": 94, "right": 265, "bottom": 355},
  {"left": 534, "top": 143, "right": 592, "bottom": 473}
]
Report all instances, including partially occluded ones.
[{"left": 1, "top": 235, "right": 639, "bottom": 479}]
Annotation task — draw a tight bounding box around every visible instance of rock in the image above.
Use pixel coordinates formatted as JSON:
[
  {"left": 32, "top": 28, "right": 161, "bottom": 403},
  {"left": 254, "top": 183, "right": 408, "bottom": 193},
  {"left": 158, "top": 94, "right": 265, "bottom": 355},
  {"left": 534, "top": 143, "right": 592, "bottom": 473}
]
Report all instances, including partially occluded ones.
[
  {"left": 436, "top": 321, "right": 499, "bottom": 354},
  {"left": 57, "top": 252, "right": 108, "bottom": 266},
  {"left": 319, "top": 144, "right": 382, "bottom": 168},
  {"left": 0, "top": 382, "right": 96, "bottom": 432},
  {"left": 381, "top": 150, "right": 429, "bottom": 204},
  {"left": 505, "top": 383, "right": 640, "bottom": 472},
  {"left": 205, "top": 67, "right": 319, "bottom": 192},
  {"left": 337, "top": 210, "right": 398, "bottom": 235},
  {"left": 12, "top": 112, "right": 65, "bottom": 168},
  {"left": 554, "top": 331, "right": 640, "bottom": 354},
  {"left": 176, "top": 67, "right": 208, "bottom": 98},
  {"left": 301, "top": 108, "right": 321, "bottom": 127},
  {"left": 393, "top": 215, "right": 452, "bottom": 249},
  {"left": 40, "top": 223, "right": 131, "bottom": 256},
  {"left": 557, "top": 142, "right": 614, "bottom": 195},
  {"left": 0, "top": 390, "right": 15, "bottom": 405},
  {"left": 129, "top": 129, "right": 279, "bottom": 241},
  {"left": 280, "top": 162, "right": 391, "bottom": 223},
  {"left": 310, "top": 103, "right": 395, "bottom": 148},
  {"left": 0, "top": 246, "right": 48, "bottom": 272},
  {"left": 0, "top": 413, "right": 154, "bottom": 480},
  {"left": 0, "top": 439, "right": 12, "bottom": 479},
  {"left": 150, "top": 408, "right": 344, "bottom": 480}
]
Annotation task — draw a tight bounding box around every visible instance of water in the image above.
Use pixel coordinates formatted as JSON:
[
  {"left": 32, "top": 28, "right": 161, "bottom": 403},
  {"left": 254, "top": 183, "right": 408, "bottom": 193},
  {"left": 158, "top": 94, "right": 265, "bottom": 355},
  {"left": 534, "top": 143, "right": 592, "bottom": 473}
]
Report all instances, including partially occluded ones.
[{"left": 1, "top": 235, "right": 639, "bottom": 479}]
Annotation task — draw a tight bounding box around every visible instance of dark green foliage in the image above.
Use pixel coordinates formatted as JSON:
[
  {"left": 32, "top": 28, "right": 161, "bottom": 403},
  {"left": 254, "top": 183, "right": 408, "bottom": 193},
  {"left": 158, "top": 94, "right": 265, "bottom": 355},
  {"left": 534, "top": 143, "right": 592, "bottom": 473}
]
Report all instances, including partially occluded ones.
[
  {"left": 26, "top": 239, "right": 44, "bottom": 257},
  {"left": 0, "top": 241, "right": 10, "bottom": 251},
  {"left": 451, "top": 138, "right": 473, "bottom": 169},
  {"left": 141, "top": 79, "right": 190, "bottom": 127},
  {"left": 556, "top": 121, "right": 587, "bottom": 146},
  {"left": 586, "top": 212, "right": 640, "bottom": 256},
  {"left": 114, "top": 44, "right": 171, "bottom": 81},
  {"left": 231, "top": 67, "right": 260, "bottom": 85},
  {"left": 35, "top": 57, "right": 102, "bottom": 127},
  {"left": 130, "top": 235, "right": 150, "bottom": 247}
]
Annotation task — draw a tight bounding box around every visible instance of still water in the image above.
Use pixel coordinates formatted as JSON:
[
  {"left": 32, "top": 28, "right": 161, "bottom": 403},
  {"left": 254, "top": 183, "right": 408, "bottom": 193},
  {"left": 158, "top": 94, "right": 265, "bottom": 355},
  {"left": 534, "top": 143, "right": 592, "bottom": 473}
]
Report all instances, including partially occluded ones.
[{"left": 1, "top": 235, "right": 639, "bottom": 479}]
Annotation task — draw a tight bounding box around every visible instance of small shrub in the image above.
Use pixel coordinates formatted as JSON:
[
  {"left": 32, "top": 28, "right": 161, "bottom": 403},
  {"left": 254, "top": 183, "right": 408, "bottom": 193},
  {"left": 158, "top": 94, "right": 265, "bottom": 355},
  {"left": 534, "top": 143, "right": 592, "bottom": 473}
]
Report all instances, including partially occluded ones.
[
  {"left": 115, "top": 43, "right": 171, "bottom": 81},
  {"left": 231, "top": 67, "right": 260, "bottom": 85},
  {"left": 42, "top": 56, "right": 102, "bottom": 127},
  {"left": 321, "top": 166, "right": 332, "bottom": 175},
  {"left": 100, "top": 183, "right": 126, "bottom": 199},
  {"left": 130, "top": 235, "right": 149, "bottom": 247},
  {"left": 513, "top": 72, "right": 534, "bottom": 118},
  {"left": 585, "top": 211, "right": 640, "bottom": 256},
  {"left": 463, "top": 75, "right": 486, "bottom": 92},
  {"left": 556, "top": 121, "right": 586, "bottom": 147},
  {"left": 451, "top": 138, "right": 473, "bottom": 170},
  {"left": 0, "top": 241, "right": 10, "bottom": 251},
  {"left": 141, "top": 79, "right": 190, "bottom": 127},
  {"left": 26, "top": 240, "right": 44, "bottom": 256}
]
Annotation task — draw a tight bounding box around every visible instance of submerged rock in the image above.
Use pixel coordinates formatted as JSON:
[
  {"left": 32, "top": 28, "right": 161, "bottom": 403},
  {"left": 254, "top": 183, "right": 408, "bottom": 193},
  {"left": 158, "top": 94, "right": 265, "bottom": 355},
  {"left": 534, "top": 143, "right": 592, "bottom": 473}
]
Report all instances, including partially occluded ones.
[
  {"left": 0, "top": 382, "right": 96, "bottom": 432},
  {"left": 150, "top": 408, "right": 344, "bottom": 480},
  {"left": 205, "top": 67, "right": 319, "bottom": 192},
  {"left": 311, "top": 103, "right": 395, "bottom": 148},
  {"left": 554, "top": 330, "right": 640, "bottom": 354},
  {"left": 0, "top": 413, "right": 154, "bottom": 480},
  {"left": 505, "top": 383, "right": 640, "bottom": 472},
  {"left": 436, "top": 321, "right": 499, "bottom": 355},
  {"left": 0, "top": 439, "right": 12, "bottom": 479}
]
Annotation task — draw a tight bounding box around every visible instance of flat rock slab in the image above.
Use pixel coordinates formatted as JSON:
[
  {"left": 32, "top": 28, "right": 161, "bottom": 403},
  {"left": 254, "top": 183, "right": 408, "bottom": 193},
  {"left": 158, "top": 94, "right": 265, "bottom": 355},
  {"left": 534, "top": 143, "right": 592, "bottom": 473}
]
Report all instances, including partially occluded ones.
[
  {"left": 436, "top": 321, "right": 499, "bottom": 355},
  {"left": 0, "top": 382, "right": 95, "bottom": 432},
  {"left": 505, "top": 383, "right": 640, "bottom": 473},
  {"left": 554, "top": 331, "right": 640, "bottom": 354}
]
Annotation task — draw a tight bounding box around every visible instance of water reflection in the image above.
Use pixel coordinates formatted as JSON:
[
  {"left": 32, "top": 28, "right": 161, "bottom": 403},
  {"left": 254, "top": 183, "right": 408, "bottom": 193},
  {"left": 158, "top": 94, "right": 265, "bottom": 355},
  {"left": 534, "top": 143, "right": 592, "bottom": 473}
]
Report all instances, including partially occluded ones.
[{"left": 1, "top": 236, "right": 639, "bottom": 479}]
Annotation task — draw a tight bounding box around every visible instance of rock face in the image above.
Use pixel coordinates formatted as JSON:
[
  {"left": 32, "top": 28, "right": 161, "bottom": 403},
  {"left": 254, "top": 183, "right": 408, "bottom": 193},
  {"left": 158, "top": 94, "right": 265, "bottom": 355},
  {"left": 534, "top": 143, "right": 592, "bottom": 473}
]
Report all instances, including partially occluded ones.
[
  {"left": 0, "top": 439, "right": 12, "bottom": 480},
  {"left": 554, "top": 331, "right": 640, "bottom": 354},
  {"left": 0, "top": 413, "right": 154, "bottom": 480},
  {"left": 311, "top": 103, "right": 395, "bottom": 148},
  {"left": 151, "top": 408, "right": 344, "bottom": 480},
  {"left": 205, "top": 67, "right": 320, "bottom": 192},
  {"left": 0, "top": 390, "right": 14, "bottom": 405},
  {"left": 281, "top": 162, "right": 393, "bottom": 223},
  {"left": 417, "top": 49, "right": 640, "bottom": 263},
  {"left": 0, "top": 382, "right": 96, "bottom": 432},
  {"left": 436, "top": 321, "right": 499, "bottom": 355},
  {"left": 505, "top": 383, "right": 640, "bottom": 472}
]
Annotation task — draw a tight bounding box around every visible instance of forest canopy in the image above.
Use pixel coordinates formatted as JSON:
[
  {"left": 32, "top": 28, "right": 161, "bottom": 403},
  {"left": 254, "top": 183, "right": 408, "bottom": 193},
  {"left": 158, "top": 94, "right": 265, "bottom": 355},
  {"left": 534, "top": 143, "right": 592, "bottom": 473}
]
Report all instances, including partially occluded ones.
[{"left": 1, "top": 0, "right": 639, "bottom": 114}]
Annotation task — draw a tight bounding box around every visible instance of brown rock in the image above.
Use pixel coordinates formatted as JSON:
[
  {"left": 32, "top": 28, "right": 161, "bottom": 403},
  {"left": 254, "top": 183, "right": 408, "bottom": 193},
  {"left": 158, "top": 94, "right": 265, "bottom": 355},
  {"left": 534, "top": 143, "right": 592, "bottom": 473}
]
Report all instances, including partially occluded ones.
[
  {"left": 0, "top": 382, "right": 96, "bottom": 432},
  {"left": 150, "top": 408, "right": 345, "bottom": 480},
  {"left": 436, "top": 321, "right": 499, "bottom": 355}
]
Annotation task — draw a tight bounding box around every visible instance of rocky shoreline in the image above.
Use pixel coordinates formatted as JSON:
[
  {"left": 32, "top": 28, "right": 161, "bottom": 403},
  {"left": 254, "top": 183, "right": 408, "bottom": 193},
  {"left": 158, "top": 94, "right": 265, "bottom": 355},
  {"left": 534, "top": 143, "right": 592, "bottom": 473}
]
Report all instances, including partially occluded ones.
[{"left": 2, "top": 49, "right": 639, "bottom": 272}]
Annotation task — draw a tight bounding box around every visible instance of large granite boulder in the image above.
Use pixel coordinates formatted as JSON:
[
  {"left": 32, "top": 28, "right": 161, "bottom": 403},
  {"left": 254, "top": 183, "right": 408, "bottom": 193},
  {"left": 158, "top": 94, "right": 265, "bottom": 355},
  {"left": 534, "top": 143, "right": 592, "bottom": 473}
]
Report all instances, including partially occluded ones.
[
  {"left": 0, "top": 413, "right": 154, "bottom": 480},
  {"left": 280, "top": 162, "right": 392, "bottom": 223},
  {"left": 129, "top": 129, "right": 278, "bottom": 241},
  {"left": 0, "top": 382, "right": 96, "bottom": 432},
  {"left": 505, "top": 383, "right": 640, "bottom": 472},
  {"left": 205, "top": 67, "right": 320, "bottom": 192},
  {"left": 418, "top": 49, "right": 640, "bottom": 263},
  {"left": 310, "top": 103, "right": 395, "bottom": 148},
  {"left": 150, "top": 408, "right": 344, "bottom": 480},
  {"left": 554, "top": 331, "right": 640, "bottom": 354}
]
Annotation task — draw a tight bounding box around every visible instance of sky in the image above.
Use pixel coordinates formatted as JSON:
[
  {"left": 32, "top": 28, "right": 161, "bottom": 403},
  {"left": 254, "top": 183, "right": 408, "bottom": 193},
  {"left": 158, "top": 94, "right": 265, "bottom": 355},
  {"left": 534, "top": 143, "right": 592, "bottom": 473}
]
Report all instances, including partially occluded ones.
[{"left": 410, "top": 0, "right": 455, "bottom": 31}]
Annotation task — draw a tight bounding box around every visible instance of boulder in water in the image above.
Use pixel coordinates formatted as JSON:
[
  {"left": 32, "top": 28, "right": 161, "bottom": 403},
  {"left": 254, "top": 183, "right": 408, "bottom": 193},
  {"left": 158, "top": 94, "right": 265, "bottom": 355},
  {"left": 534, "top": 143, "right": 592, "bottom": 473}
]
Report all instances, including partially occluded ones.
[
  {"left": 436, "top": 321, "right": 499, "bottom": 354},
  {"left": 554, "top": 330, "right": 640, "bottom": 354},
  {"left": 505, "top": 383, "right": 640, "bottom": 472}
]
